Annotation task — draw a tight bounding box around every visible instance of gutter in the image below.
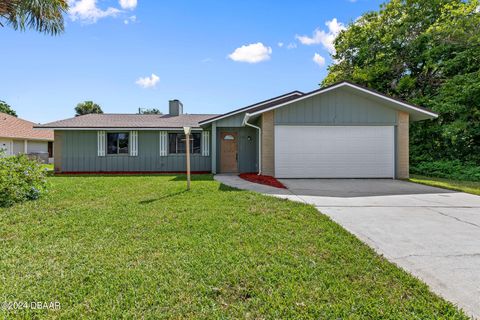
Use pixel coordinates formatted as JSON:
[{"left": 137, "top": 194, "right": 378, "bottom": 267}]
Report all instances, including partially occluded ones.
[{"left": 242, "top": 113, "right": 261, "bottom": 175}]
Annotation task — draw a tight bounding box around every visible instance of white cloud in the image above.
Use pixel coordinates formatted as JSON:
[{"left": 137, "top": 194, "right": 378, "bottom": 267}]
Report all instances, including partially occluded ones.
[
  {"left": 123, "top": 15, "right": 136, "bottom": 24},
  {"left": 286, "top": 42, "right": 297, "bottom": 49},
  {"left": 135, "top": 74, "right": 160, "bottom": 88},
  {"left": 119, "top": 0, "right": 137, "bottom": 10},
  {"left": 312, "top": 53, "right": 325, "bottom": 67},
  {"left": 277, "top": 42, "right": 284, "bottom": 47},
  {"left": 228, "top": 42, "right": 272, "bottom": 63},
  {"left": 201, "top": 58, "right": 213, "bottom": 63},
  {"left": 68, "top": 0, "right": 121, "bottom": 23},
  {"left": 296, "top": 18, "right": 346, "bottom": 54}
]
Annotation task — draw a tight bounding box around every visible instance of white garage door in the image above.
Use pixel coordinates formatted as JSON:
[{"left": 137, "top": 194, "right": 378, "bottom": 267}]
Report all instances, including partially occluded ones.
[{"left": 275, "top": 126, "right": 395, "bottom": 178}]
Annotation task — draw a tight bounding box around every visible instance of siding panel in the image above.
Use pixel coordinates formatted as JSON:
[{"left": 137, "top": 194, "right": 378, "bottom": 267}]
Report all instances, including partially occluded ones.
[
  {"left": 61, "top": 130, "right": 211, "bottom": 172},
  {"left": 275, "top": 88, "right": 397, "bottom": 125}
]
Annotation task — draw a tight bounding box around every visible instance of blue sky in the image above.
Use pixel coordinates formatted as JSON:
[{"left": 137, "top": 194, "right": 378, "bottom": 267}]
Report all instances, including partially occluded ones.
[{"left": 2, "top": 0, "right": 384, "bottom": 123}]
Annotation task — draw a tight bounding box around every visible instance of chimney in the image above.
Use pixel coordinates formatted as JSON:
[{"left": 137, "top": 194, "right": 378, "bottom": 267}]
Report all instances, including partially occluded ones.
[{"left": 169, "top": 99, "right": 183, "bottom": 116}]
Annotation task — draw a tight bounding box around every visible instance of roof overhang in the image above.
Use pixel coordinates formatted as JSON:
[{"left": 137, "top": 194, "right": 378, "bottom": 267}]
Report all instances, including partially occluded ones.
[
  {"left": 0, "top": 135, "right": 53, "bottom": 141},
  {"left": 199, "top": 91, "right": 303, "bottom": 126},
  {"left": 33, "top": 127, "right": 204, "bottom": 131},
  {"left": 247, "top": 81, "right": 438, "bottom": 121}
]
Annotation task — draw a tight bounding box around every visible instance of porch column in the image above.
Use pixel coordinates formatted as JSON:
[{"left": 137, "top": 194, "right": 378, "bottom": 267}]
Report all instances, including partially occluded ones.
[
  {"left": 24, "top": 140, "right": 28, "bottom": 154},
  {"left": 211, "top": 122, "right": 217, "bottom": 174}
]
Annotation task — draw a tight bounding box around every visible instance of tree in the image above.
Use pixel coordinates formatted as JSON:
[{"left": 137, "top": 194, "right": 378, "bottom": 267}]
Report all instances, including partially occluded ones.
[
  {"left": 0, "top": 0, "right": 68, "bottom": 35},
  {"left": 0, "top": 100, "right": 17, "bottom": 116},
  {"left": 139, "top": 108, "right": 162, "bottom": 115},
  {"left": 323, "top": 0, "right": 480, "bottom": 165},
  {"left": 75, "top": 101, "right": 103, "bottom": 116}
]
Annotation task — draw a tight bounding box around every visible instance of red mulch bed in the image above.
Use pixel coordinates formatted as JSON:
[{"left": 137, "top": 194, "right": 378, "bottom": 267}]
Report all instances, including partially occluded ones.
[{"left": 239, "top": 173, "right": 287, "bottom": 189}]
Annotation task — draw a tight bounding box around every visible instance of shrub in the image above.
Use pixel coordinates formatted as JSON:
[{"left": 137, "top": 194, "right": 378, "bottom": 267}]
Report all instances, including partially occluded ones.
[
  {"left": 411, "top": 160, "right": 480, "bottom": 182},
  {"left": 0, "top": 153, "right": 48, "bottom": 207}
]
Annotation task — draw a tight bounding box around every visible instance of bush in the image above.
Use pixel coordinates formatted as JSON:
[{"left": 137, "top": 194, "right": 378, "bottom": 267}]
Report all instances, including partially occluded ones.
[
  {"left": 411, "top": 160, "right": 480, "bottom": 182},
  {"left": 0, "top": 153, "right": 49, "bottom": 207}
]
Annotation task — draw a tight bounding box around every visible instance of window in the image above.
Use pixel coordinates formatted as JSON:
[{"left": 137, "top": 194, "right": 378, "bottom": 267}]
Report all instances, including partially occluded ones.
[
  {"left": 107, "top": 132, "right": 129, "bottom": 155},
  {"left": 168, "top": 133, "right": 201, "bottom": 154}
]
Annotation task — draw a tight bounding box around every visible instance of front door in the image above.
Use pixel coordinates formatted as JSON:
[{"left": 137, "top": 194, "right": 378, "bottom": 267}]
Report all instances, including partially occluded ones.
[{"left": 220, "top": 132, "right": 238, "bottom": 173}]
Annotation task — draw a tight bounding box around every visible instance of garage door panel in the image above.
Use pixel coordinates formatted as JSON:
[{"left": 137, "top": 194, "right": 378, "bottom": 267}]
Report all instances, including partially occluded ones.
[{"left": 275, "top": 126, "right": 394, "bottom": 178}]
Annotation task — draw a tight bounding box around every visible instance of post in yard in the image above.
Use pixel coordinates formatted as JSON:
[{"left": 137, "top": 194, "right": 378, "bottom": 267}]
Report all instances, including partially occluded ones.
[{"left": 183, "top": 127, "right": 191, "bottom": 190}]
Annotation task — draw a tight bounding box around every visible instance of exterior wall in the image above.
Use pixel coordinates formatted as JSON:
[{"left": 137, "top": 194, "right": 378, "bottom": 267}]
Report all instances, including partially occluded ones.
[
  {"left": 12, "top": 140, "right": 24, "bottom": 154},
  {"left": 275, "top": 88, "right": 397, "bottom": 125},
  {"left": 216, "top": 126, "right": 258, "bottom": 173},
  {"left": 58, "top": 130, "right": 211, "bottom": 172},
  {"left": 54, "top": 131, "right": 63, "bottom": 172},
  {"left": 215, "top": 112, "right": 247, "bottom": 127},
  {"left": 27, "top": 140, "right": 48, "bottom": 154},
  {"left": 261, "top": 111, "right": 275, "bottom": 176},
  {"left": 396, "top": 111, "right": 409, "bottom": 179}
]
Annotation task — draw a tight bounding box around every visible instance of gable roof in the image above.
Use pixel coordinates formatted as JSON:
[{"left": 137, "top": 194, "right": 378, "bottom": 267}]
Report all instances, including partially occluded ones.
[
  {"left": 34, "top": 113, "right": 219, "bottom": 130},
  {"left": 0, "top": 112, "right": 53, "bottom": 141},
  {"left": 198, "top": 90, "right": 303, "bottom": 125},
  {"left": 246, "top": 81, "right": 438, "bottom": 121}
]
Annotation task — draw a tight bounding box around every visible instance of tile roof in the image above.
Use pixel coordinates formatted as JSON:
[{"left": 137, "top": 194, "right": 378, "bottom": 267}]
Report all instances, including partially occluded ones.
[
  {"left": 35, "top": 113, "right": 219, "bottom": 129},
  {"left": 0, "top": 112, "right": 53, "bottom": 141}
]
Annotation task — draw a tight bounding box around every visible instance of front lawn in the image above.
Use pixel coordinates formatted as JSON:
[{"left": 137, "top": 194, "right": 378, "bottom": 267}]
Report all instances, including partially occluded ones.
[
  {"left": 0, "top": 175, "right": 467, "bottom": 318},
  {"left": 410, "top": 175, "right": 480, "bottom": 196}
]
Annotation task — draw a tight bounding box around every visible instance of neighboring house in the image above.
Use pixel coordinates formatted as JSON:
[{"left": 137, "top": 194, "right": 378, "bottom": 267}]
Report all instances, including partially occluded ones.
[
  {"left": 0, "top": 112, "right": 54, "bottom": 163},
  {"left": 36, "top": 81, "right": 437, "bottom": 178}
]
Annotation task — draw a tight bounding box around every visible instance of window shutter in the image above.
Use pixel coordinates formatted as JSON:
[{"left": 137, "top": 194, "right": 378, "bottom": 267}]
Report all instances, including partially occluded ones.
[
  {"left": 130, "top": 131, "right": 138, "bottom": 156},
  {"left": 97, "top": 130, "right": 105, "bottom": 157},
  {"left": 202, "top": 131, "right": 210, "bottom": 156},
  {"left": 159, "top": 131, "right": 168, "bottom": 156}
]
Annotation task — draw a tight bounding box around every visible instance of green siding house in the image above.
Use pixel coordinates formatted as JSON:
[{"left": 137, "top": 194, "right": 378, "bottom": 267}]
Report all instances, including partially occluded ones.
[{"left": 36, "top": 82, "right": 437, "bottom": 178}]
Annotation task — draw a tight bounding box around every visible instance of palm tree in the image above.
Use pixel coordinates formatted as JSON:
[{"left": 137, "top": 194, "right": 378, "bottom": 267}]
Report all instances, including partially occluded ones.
[{"left": 0, "top": 0, "right": 68, "bottom": 35}]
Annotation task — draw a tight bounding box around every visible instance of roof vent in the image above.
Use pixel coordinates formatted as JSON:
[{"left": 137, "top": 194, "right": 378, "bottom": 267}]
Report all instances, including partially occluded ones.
[{"left": 169, "top": 100, "right": 183, "bottom": 116}]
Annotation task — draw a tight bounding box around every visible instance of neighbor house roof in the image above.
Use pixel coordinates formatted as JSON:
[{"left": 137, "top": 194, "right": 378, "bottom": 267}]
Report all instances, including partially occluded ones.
[
  {"left": 34, "top": 113, "right": 219, "bottom": 130},
  {"left": 0, "top": 112, "right": 54, "bottom": 141}
]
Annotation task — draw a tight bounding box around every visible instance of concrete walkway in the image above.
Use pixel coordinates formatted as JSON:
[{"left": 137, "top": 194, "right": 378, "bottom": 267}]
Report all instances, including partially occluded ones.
[{"left": 215, "top": 175, "right": 480, "bottom": 318}]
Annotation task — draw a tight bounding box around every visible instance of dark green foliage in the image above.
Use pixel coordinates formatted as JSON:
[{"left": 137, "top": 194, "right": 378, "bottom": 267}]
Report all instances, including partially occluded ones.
[
  {"left": 323, "top": 0, "right": 480, "bottom": 169},
  {"left": 139, "top": 108, "right": 162, "bottom": 114},
  {"left": 75, "top": 100, "right": 103, "bottom": 116},
  {"left": 0, "top": 100, "right": 17, "bottom": 116},
  {"left": 0, "top": 153, "right": 48, "bottom": 207},
  {"left": 411, "top": 160, "right": 480, "bottom": 181},
  {"left": 0, "top": 0, "right": 68, "bottom": 35}
]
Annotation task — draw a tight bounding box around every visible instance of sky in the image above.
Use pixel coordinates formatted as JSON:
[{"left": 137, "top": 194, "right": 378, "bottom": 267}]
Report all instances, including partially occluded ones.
[{"left": 2, "top": 0, "right": 384, "bottom": 123}]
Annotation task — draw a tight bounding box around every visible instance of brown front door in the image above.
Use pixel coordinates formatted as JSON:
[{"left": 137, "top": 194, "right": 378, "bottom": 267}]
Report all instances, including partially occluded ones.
[{"left": 220, "top": 132, "right": 238, "bottom": 173}]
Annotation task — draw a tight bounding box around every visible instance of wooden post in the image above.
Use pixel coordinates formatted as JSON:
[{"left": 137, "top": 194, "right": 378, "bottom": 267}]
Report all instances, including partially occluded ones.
[
  {"left": 184, "top": 127, "right": 191, "bottom": 190},
  {"left": 186, "top": 132, "right": 191, "bottom": 190}
]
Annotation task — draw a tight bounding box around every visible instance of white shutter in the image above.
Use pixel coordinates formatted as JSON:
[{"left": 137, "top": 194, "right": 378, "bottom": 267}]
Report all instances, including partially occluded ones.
[
  {"left": 201, "top": 131, "right": 210, "bottom": 156},
  {"left": 159, "top": 131, "right": 168, "bottom": 156},
  {"left": 130, "top": 131, "right": 138, "bottom": 156},
  {"left": 97, "top": 131, "right": 105, "bottom": 157}
]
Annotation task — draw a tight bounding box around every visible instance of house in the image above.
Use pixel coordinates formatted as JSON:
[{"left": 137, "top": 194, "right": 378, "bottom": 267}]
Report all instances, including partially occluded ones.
[
  {"left": 36, "top": 81, "right": 437, "bottom": 178},
  {"left": 0, "top": 112, "right": 54, "bottom": 163}
]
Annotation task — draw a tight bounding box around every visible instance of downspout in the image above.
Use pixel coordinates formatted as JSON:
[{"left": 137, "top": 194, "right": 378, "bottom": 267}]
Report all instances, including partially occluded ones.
[{"left": 243, "top": 113, "right": 262, "bottom": 175}]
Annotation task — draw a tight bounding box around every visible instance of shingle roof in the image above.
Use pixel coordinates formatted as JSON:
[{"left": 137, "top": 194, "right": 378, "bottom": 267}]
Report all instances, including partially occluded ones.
[
  {"left": 199, "top": 91, "right": 303, "bottom": 125},
  {"left": 34, "top": 113, "right": 219, "bottom": 129},
  {"left": 0, "top": 112, "right": 53, "bottom": 141}
]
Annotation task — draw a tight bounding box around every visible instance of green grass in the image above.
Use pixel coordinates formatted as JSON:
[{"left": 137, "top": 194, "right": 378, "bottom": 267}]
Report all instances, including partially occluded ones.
[
  {"left": 0, "top": 175, "right": 468, "bottom": 319},
  {"left": 41, "top": 163, "right": 54, "bottom": 171},
  {"left": 410, "top": 174, "right": 480, "bottom": 196}
]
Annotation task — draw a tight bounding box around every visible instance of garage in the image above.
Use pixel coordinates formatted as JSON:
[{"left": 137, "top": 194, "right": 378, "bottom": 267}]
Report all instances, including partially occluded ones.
[{"left": 274, "top": 126, "right": 395, "bottom": 178}]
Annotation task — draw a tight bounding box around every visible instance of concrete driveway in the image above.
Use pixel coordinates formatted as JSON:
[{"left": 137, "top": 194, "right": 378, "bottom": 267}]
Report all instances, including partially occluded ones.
[{"left": 279, "top": 179, "right": 480, "bottom": 319}]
